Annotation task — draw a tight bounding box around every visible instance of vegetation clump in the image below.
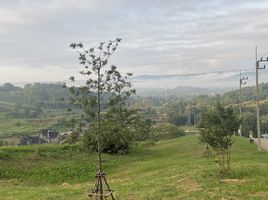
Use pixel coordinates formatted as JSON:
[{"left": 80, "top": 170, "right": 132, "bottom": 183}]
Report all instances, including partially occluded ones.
[
  {"left": 149, "top": 123, "right": 185, "bottom": 141},
  {"left": 199, "top": 103, "right": 240, "bottom": 175}
]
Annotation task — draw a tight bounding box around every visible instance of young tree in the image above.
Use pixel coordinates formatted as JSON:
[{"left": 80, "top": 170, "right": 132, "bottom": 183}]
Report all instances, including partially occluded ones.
[
  {"left": 67, "top": 38, "right": 135, "bottom": 199},
  {"left": 199, "top": 103, "right": 240, "bottom": 176}
]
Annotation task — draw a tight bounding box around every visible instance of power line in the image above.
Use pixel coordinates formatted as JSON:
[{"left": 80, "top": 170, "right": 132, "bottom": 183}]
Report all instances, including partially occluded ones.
[
  {"left": 240, "top": 71, "right": 255, "bottom": 84},
  {"left": 260, "top": 50, "right": 268, "bottom": 59},
  {"left": 246, "top": 76, "right": 256, "bottom": 84},
  {"left": 247, "top": 72, "right": 256, "bottom": 78}
]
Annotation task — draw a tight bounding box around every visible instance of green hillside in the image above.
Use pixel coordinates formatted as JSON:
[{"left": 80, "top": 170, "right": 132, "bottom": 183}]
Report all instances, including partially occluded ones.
[
  {"left": 1, "top": 135, "right": 268, "bottom": 199},
  {"left": 0, "top": 111, "right": 73, "bottom": 139},
  {"left": 0, "top": 101, "right": 13, "bottom": 113}
]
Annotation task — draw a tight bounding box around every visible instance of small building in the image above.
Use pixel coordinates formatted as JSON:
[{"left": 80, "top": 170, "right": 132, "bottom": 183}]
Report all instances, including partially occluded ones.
[
  {"left": 17, "top": 135, "right": 47, "bottom": 146},
  {"left": 40, "top": 129, "right": 59, "bottom": 143}
]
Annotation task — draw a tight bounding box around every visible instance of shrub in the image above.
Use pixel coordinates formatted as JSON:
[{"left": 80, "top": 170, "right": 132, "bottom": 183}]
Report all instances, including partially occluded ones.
[
  {"left": 83, "top": 120, "right": 133, "bottom": 154},
  {"left": 168, "top": 114, "right": 187, "bottom": 126},
  {"left": 199, "top": 103, "right": 239, "bottom": 176},
  {"left": 149, "top": 123, "right": 185, "bottom": 141}
]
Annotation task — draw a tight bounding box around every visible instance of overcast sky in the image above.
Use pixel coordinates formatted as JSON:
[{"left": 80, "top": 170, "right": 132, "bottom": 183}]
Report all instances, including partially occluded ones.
[{"left": 1, "top": 0, "right": 268, "bottom": 88}]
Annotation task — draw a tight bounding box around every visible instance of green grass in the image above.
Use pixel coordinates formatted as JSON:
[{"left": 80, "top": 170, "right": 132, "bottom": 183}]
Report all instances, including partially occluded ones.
[
  {"left": 0, "top": 109, "right": 80, "bottom": 139},
  {"left": 0, "top": 118, "right": 57, "bottom": 138},
  {"left": 0, "top": 114, "right": 74, "bottom": 139},
  {"left": 1, "top": 136, "right": 268, "bottom": 199}
]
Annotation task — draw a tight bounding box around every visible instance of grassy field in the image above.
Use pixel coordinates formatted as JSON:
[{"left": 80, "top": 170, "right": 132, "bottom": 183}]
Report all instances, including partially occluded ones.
[
  {"left": 1, "top": 135, "right": 268, "bottom": 199},
  {"left": 0, "top": 109, "right": 74, "bottom": 139}
]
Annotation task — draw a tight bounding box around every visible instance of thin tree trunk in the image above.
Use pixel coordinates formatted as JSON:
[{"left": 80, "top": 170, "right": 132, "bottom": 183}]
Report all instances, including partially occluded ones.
[{"left": 97, "top": 66, "right": 104, "bottom": 200}]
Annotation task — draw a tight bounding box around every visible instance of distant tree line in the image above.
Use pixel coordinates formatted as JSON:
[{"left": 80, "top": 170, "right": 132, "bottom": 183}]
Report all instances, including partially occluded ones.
[{"left": 0, "top": 82, "right": 71, "bottom": 117}]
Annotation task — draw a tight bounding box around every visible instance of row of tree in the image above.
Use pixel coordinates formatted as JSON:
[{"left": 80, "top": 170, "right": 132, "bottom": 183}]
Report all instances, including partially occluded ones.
[{"left": 0, "top": 82, "right": 70, "bottom": 112}]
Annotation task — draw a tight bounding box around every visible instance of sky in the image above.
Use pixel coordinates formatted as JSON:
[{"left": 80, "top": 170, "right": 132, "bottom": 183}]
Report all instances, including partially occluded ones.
[{"left": 1, "top": 0, "right": 268, "bottom": 88}]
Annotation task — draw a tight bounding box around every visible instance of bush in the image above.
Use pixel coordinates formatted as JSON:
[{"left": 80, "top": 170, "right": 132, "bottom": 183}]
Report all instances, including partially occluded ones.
[
  {"left": 199, "top": 103, "right": 239, "bottom": 175},
  {"left": 149, "top": 123, "right": 185, "bottom": 141},
  {"left": 131, "top": 118, "right": 152, "bottom": 141},
  {"left": 168, "top": 114, "right": 187, "bottom": 126},
  {"left": 83, "top": 120, "right": 133, "bottom": 154},
  {"left": 241, "top": 112, "right": 256, "bottom": 137}
]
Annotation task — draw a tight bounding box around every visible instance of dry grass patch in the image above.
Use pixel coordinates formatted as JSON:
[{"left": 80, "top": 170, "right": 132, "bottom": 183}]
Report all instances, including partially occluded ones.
[
  {"left": 249, "top": 192, "right": 268, "bottom": 198},
  {"left": 219, "top": 179, "right": 252, "bottom": 184},
  {"left": 176, "top": 176, "right": 203, "bottom": 192}
]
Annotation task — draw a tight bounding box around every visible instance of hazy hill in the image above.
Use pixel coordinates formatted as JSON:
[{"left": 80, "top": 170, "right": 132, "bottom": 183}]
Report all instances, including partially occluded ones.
[
  {"left": 0, "top": 82, "right": 69, "bottom": 110},
  {"left": 222, "top": 82, "right": 268, "bottom": 104},
  {"left": 136, "top": 86, "right": 231, "bottom": 98}
]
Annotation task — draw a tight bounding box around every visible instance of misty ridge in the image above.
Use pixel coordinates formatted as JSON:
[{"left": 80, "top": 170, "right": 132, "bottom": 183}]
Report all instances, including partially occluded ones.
[
  {"left": 2, "top": 81, "right": 268, "bottom": 107},
  {"left": 135, "top": 86, "right": 230, "bottom": 97},
  {"left": 0, "top": 81, "right": 231, "bottom": 103}
]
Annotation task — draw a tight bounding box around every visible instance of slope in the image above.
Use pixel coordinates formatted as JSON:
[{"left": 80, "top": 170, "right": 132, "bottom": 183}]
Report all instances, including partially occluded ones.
[{"left": 0, "top": 135, "right": 268, "bottom": 199}]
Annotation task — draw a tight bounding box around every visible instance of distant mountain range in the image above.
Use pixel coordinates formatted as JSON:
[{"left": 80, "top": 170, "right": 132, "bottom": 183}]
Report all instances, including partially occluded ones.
[
  {"left": 1, "top": 81, "right": 232, "bottom": 99},
  {"left": 136, "top": 86, "right": 231, "bottom": 97}
]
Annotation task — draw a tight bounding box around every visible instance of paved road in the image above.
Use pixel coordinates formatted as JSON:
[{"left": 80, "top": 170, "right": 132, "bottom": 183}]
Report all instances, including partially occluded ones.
[{"left": 254, "top": 138, "right": 268, "bottom": 151}]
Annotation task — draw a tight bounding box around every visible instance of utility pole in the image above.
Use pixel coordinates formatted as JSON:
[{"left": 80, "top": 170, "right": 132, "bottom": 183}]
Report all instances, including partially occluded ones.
[
  {"left": 239, "top": 70, "right": 247, "bottom": 136},
  {"left": 255, "top": 46, "right": 268, "bottom": 151}
]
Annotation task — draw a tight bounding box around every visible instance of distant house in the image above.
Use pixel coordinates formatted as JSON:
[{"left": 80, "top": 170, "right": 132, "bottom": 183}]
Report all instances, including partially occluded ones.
[
  {"left": 17, "top": 135, "right": 47, "bottom": 146},
  {"left": 40, "top": 129, "right": 49, "bottom": 138},
  {"left": 40, "top": 129, "right": 59, "bottom": 143}
]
